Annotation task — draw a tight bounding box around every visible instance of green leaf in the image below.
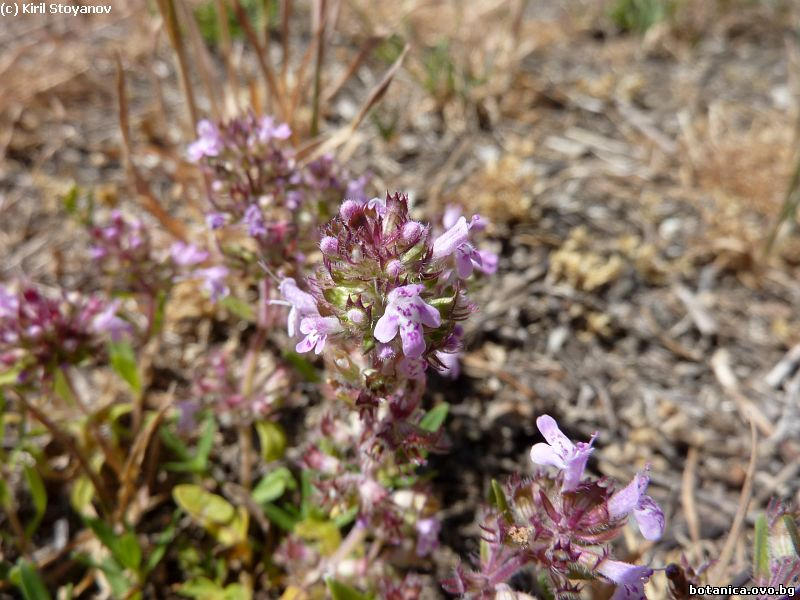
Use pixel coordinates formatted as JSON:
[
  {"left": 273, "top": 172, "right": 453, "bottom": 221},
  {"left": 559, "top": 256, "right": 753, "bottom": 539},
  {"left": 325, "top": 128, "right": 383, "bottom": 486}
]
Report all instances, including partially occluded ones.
[
  {"left": 252, "top": 467, "right": 296, "bottom": 505},
  {"left": 23, "top": 466, "right": 47, "bottom": 537},
  {"left": 62, "top": 185, "right": 79, "bottom": 215},
  {"left": 150, "top": 290, "right": 168, "bottom": 336},
  {"left": 300, "top": 470, "right": 313, "bottom": 520},
  {"left": 13, "top": 560, "right": 52, "bottom": 600},
  {"left": 115, "top": 531, "right": 142, "bottom": 572},
  {"left": 753, "top": 514, "right": 769, "bottom": 580},
  {"left": 420, "top": 403, "right": 449, "bottom": 432},
  {"left": 0, "top": 480, "right": 10, "bottom": 512},
  {"left": 783, "top": 515, "right": 800, "bottom": 557},
  {"left": 0, "top": 365, "right": 23, "bottom": 387},
  {"left": 332, "top": 505, "right": 359, "bottom": 529},
  {"left": 85, "top": 517, "right": 141, "bottom": 574},
  {"left": 86, "top": 518, "right": 118, "bottom": 556},
  {"left": 491, "top": 479, "right": 512, "bottom": 524},
  {"left": 98, "top": 556, "right": 133, "bottom": 597},
  {"left": 326, "top": 578, "right": 370, "bottom": 600},
  {"left": 281, "top": 350, "right": 320, "bottom": 383},
  {"left": 108, "top": 340, "right": 141, "bottom": 394},
  {"left": 173, "top": 485, "right": 235, "bottom": 525},
  {"left": 162, "top": 414, "right": 216, "bottom": 473},
  {"left": 144, "top": 515, "right": 177, "bottom": 575},
  {"left": 70, "top": 476, "right": 95, "bottom": 516},
  {"left": 53, "top": 368, "right": 76, "bottom": 405},
  {"left": 220, "top": 296, "right": 256, "bottom": 322},
  {"left": 178, "top": 577, "right": 251, "bottom": 600},
  {"left": 261, "top": 503, "right": 298, "bottom": 532},
  {"left": 255, "top": 421, "right": 286, "bottom": 462},
  {"left": 296, "top": 518, "right": 341, "bottom": 556}
]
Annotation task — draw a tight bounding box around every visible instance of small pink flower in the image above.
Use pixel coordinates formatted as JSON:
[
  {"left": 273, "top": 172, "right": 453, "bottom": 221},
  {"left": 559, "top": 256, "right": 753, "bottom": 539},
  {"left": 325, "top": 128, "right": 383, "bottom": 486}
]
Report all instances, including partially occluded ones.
[
  {"left": 278, "top": 278, "right": 318, "bottom": 337},
  {"left": 170, "top": 241, "right": 209, "bottom": 267},
  {"left": 244, "top": 204, "right": 267, "bottom": 238},
  {"left": 195, "top": 266, "right": 229, "bottom": 302},
  {"left": 398, "top": 356, "right": 427, "bottom": 380},
  {"left": 374, "top": 284, "right": 441, "bottom": 358},
  {"left": 205, "top": 212, "right": 226, "bottom": 230},
  {"left": 530, "top": 415, "right": 597, "bottom": 491},
  {"left": 187, "top": 119, "right": 222, "bottom": 162},
  {"left": 296, "top": 316, "right": 342, "bottom": 354},
  {"left": 415, "top": 517, "right": 441, "bottom": 557},
  {"left": 595, "top": 559, "right": 653, "bottom": 600},
  {"left": 89, "top": 300, "right": 129, "bottom": 341},
  {"left": 608, "top": 469, "right": 665, "bottom": 541},
  {"left": 257, "top": 116, "right": 291, "bottom": 143},
  {"left": 432, "top": 216, "right": 469, "bottom": 260}
]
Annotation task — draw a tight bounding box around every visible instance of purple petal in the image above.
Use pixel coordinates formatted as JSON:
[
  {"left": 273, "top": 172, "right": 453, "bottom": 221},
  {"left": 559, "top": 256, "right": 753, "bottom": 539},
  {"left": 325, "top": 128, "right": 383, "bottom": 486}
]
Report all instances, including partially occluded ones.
[
  {"left": 272, "top": 123, "right": 291, "bottom": 140},
  {"left": 442, "top": 205, "right": 462, "bottom": 230},
  {"left": 530, "top": 443, "right": 567, "bottom": 469},
  {"left": 374, "top": 311, "right": 399, "bottom": 343},
  {"left": 399, "top": 321, "right": 425, "bottom": 358},
  {"left": 436, "top": 351, "right": 460, "bottom": 379},
  {"left": 170, "top": 241, "right": 208, "bottom": 266},
  {"left": 432, "top": 217, "right": 469, "bottom": 259},
  {"left": 477, "top": 250, "right": 498, "bottom": 274},
  {"left": 398, "top": 357, "right": 427, "bottom": 380},
  {"left": 608, "top": 471, "right": 649, "bottom": 520},
  {"left": 536, "top": 415, "right": 575, "bottom": 459},
  {"left": 279, "top": 279, "right": 318, "bottom": 316},
  {"left": 634, "top": 495, "right": 665, "bottom": 541},
  {"left": 415, "top": 298, "right": 442, "bottom": 328},
  {"left": 455, "top": 246, "right": 475, "bottom": 278},
  {"left": 563, "top": 441, "right": 593, "bottom": 491},
  {"left": 296, "top": 336, "right": 316, "bottom": 353}
]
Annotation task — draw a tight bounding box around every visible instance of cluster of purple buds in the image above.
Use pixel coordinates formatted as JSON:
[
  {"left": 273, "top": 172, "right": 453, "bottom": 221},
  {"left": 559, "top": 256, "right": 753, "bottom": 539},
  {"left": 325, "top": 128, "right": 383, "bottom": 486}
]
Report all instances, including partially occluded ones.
[
  {"left": 0, "top": 284, "right": 128, "bottom": 382},
  {"left": 444, "top": 415, "right": 665, "bottom": 599},
  {"left": 279, "top": 193, "right": 488, "bottom": 386},
  {"left": 88, "top": 209, "right": 171, "bottom": 294},
  {"left": 183, "top": 348, "right": 286, "bottom": 425},
  {"left": 188, "top": 113, "right": 368, "bottom": 270},
  {"left": 88, "top": 209, "right": 225, "bottom": 303}
]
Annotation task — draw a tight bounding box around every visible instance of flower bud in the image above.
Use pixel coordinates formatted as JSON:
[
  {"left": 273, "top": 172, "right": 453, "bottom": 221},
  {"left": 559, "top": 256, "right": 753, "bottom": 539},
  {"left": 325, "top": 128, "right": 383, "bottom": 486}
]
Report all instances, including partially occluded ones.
[{"left": 320, "top": 236, "right": 339, "bottom": 256}]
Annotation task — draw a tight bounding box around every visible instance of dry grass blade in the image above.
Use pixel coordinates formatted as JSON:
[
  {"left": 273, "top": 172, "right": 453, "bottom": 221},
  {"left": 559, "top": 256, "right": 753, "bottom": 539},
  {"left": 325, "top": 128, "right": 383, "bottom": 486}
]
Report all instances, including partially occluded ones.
[
  {"left": 710, "top": 418, "right": 758, "bottom": 583},
  {"left": 310, "top": 0, "right": 328, "bottom": 137},
  {"left": 14, "top": 392, "right": 113, "bottom": 514},
  {"left": 175, "top": 0, "right": 222, "bottom": 120},
  {"left": 710, "top": 348, "right": 773, "bottom": 437},
  {"left": 116, "top": 56, "right": 188, "bottom": 241},
  {"left": 115, "top": 403, "right": 171, "bottom": 523},
  {"left": 231, "top": 0, "right": 286, "bottom": 118},
  {"left": 298, "top": 44, "right": 409, "bottom": 162},
  {"left": 321, "top": 35, "right": 385, "bottom": 105},
  {"left": 350, "top": 43, "right": 409, "bottom": 134},
  {"left": 155, "top": 0, "right": 199, "bottom": 132},
  {"left": 681, "top": 446, "right": 701, "bottom": 547}
]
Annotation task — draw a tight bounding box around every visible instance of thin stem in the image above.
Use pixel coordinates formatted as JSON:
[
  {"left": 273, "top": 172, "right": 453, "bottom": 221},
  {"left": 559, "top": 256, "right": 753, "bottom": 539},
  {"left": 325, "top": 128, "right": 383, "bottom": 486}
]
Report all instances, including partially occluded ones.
[
  {"left": 14, "top": 392, "right": 113, "bottom": 514},
  {"left": 310, "top": 0, "right": 327, "bottom": 137},
  {"left": 61, "top": 368, "right": 125, "bottom": 476},
  {"left": 237, "top": 286, "right": 270, "bottom": 489}
]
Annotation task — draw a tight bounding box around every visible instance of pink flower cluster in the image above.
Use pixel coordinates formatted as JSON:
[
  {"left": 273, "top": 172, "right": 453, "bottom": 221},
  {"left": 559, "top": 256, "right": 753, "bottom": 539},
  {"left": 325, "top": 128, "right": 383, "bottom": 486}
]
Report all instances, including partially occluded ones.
[
  {"left": 278, "top": 193, "right": 492, "bottom": 383},
  {"left": 0, "top": 284, "right": 128, "bottom": 382},
  {"left": 188, "top": 113, "right": 368, "bottom": 271},
  {"left": 445, "top": 415, "right": 665, "bottom": 599}
]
